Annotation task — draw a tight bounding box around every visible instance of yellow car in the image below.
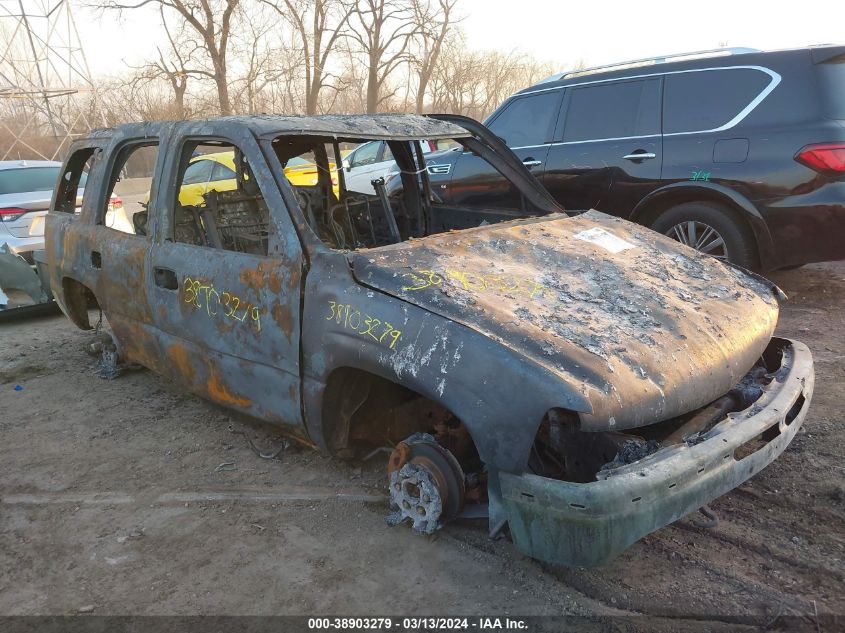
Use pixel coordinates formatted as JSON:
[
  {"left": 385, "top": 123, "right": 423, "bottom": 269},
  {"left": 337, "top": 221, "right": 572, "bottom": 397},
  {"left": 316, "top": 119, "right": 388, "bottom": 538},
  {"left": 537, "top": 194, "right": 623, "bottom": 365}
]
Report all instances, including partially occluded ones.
[
  {"left": 284, "top": 154, "right": 340, "bottom": 195},
  {"left": 175, "top": 151, "right": 237, "bottom": 207},
  {"left": 161, "top": 151, "right": 338, "bottom": 207}
]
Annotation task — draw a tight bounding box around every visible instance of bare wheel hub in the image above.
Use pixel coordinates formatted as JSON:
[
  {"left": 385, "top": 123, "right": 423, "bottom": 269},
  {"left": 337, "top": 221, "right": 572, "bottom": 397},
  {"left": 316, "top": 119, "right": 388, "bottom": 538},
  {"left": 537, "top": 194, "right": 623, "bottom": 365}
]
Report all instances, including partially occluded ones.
[
  {"left": 386, "top": 433, "right": 465, "bottom": 535},
  {"left": 387, "top": 463, "right": 444, "bottom": 534}
]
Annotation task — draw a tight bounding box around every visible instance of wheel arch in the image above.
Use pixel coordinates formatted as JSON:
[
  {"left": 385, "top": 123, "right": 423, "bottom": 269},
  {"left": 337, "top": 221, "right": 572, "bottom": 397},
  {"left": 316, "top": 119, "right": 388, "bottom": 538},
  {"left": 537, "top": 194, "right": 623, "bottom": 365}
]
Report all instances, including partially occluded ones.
[
  {"left": 317, "top": 365, "right": 465, "bottom": 456},
  {"left": 302, "top": 344, "right": 593, "bottom": 474},
  {"left": 630, "top": 183, "right": 775, "bottom": 270},
  {"left": 58, "top": 276, "right": 98, "bottom": 330}
]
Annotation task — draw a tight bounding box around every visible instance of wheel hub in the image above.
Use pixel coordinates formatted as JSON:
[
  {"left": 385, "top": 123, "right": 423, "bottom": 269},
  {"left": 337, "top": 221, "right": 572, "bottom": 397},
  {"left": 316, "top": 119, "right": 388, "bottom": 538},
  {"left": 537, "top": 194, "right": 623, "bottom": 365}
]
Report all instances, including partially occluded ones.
[
  {"left": 386, "top": 433, "right": 465, "bottom": 535},
  {"left": 665, "top": 220, "right": 729, "bottom": 260},
  {"left": 387, "top": 462, "right": 444, "bottom": 534}
]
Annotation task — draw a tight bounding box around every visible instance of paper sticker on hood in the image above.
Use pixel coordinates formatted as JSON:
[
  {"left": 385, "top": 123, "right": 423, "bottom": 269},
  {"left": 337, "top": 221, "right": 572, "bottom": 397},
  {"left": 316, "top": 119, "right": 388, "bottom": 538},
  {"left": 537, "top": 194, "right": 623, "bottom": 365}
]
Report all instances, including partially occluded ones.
[{"left": 573, "top": 227, "right": 637, "bottom": 254}]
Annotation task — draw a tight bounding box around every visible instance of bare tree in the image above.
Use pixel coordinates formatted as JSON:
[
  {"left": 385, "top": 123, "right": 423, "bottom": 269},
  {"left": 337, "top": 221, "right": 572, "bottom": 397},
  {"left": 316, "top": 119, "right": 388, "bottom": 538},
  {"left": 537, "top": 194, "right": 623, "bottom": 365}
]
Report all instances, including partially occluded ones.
[
  {"left": 130, "top": 7, "right": 210, "bottom": 118},
  {"left": 427, "top": 36, "right": 557, "bottom": 120},
  {"left": 260, "top": 0, "right": 354, "bottom": 115},
  {"left": 324, "top": 46, "right": 367, "bottom": 112},
  {"left": 347, "top": 0, "right": 418, "bottom": 113},
  {"left": 410, "top": 0, "right": 456, "bottom": 113},
  {"left": 94, "top": 0, "right": 240, "bottom": 115}
]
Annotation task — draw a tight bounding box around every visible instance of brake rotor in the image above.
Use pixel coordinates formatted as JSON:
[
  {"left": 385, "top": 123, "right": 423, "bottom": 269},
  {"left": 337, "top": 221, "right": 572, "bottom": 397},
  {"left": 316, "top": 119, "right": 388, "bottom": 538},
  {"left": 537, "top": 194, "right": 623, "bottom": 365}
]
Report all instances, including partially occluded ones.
[{"left": 386, "top": 433, "right": 465, "bottom": 534}]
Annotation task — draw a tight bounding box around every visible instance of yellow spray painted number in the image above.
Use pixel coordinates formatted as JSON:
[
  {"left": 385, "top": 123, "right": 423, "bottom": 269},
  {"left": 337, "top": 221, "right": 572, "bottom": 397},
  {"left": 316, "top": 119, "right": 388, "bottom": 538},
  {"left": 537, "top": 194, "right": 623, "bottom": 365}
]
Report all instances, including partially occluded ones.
[
  {"left": 182, "top": 277, "right": 262, "bottom": 332},
  {"left": 401, "top": 268, "right": 545, "bottom": 300},
  {"left": 326, "top": 300, "right": 402, "bottom": 349}
]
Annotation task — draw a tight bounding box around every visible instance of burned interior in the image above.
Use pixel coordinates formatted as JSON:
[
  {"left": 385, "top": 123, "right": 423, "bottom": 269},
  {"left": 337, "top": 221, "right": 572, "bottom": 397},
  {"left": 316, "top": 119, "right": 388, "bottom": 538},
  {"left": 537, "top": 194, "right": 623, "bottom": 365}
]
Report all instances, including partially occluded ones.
[{"left": 272, "top": 135, "right": 546, "bottom": 251}]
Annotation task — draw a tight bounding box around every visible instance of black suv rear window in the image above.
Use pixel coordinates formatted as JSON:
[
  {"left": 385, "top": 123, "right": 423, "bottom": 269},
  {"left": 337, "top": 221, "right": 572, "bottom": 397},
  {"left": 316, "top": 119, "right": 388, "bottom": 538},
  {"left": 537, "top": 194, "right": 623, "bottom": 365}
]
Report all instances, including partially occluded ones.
[
  {"left": 0, "top": 166, "right": 60, "bottom": 195},
  {"left": 816, "top": 59, "right": 845, "bottom": 119},
  {"left": 663, "top": 68, "right": 771, "bottom": 134}
]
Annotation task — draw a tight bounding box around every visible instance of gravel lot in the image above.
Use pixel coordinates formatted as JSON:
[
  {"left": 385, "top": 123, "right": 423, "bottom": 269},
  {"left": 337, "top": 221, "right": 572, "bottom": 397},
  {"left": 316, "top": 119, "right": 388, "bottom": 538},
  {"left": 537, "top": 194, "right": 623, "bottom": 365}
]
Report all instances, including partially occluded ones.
[{"left": 0, "top": 261, "right": 843, "bottom": 628}]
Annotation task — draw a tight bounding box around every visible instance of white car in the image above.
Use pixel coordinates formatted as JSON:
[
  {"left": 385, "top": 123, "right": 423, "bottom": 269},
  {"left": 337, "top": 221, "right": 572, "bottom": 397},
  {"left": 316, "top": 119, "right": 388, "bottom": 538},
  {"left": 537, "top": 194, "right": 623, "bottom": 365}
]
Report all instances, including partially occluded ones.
[
  {"left": 0, "top": 160, "right": 131, "bottom": 259},
  {"left": 342, "top": 139, "right": 453, "bottom": 194},
  {"left": 0, "top": 160, "right": 67, "bottom": 258}
]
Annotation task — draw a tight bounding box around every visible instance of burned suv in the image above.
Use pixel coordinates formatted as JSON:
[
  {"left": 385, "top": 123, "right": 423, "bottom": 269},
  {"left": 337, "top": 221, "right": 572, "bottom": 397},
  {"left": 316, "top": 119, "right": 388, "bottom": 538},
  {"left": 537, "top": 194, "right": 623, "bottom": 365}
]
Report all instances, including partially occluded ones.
[{"left": 46, "top": 114, "right": 813, "bottom": 567}]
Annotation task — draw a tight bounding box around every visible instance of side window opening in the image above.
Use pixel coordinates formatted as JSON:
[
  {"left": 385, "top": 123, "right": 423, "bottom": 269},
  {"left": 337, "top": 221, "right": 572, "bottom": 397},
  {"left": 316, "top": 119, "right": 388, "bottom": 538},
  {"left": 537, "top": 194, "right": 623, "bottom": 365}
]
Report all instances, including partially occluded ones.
[
  {"left": 272, "top": 134, "right": 545, "bottom": 252},
  {"left": 54, "top": 148, "right": 96, "bottom": 214},
  {"left": 275, "top": 138, "right": 356, "bottom": 248},
  {"left": 171, "top": 141, "right": 271, "bottom": 256},
  {"left": 102, "top": 142, "right": 159, "bottom": 236}
]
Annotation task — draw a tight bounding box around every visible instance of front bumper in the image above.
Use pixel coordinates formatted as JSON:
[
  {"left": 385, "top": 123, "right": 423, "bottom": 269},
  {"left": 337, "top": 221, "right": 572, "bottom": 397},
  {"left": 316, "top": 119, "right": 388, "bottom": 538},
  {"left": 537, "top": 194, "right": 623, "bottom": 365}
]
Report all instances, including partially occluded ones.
[{"left": 500, "top": 337, "right": 814, "bottom": 567}]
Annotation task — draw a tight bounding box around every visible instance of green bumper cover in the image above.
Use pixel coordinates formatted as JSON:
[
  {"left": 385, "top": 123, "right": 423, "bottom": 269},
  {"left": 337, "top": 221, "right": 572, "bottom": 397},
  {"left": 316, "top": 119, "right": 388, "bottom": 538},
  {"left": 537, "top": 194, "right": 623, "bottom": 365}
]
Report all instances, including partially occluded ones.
[{"left": 501, "top": 337, "right": 814, "bottom": 567}]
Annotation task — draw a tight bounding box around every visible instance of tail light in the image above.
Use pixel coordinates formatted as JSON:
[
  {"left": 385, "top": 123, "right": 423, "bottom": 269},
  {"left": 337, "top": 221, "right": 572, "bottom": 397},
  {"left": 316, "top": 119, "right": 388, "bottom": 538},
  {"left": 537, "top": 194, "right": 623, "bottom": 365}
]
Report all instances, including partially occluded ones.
[
  {"left": 795, "top": 143, "right": 845, "bottom": 175},
  {"left": 108, "top": 195, "right": 123, "bottom": 210},
  {"left": 0, "top": 207, "right": 27, "bottom": 222}
]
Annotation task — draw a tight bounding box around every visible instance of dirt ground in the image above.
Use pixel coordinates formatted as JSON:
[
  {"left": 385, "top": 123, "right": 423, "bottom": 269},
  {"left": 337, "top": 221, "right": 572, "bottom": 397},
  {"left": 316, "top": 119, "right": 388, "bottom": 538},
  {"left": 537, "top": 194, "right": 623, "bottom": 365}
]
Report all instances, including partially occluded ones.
[{"left": 0, "top": 261, "right": 843, "bottom": 628}]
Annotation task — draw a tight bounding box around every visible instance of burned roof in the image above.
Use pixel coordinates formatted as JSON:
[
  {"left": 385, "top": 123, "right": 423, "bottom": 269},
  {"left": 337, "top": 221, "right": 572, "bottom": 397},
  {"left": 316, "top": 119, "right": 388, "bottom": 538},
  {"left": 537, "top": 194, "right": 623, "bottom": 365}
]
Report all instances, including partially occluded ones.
[
  {"left": 248, "top": 113, "right": 469, "bottom": 141},
  {"left": 98, "top": 114, "right": 470, "bottom": 143}
]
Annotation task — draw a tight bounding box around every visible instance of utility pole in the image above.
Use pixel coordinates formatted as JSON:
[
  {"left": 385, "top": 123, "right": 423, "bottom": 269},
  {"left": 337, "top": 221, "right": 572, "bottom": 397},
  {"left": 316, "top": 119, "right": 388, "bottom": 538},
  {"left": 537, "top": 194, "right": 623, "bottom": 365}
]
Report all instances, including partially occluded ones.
[{"left": 0, "top": 0, "right": 104, "bottom": 159}]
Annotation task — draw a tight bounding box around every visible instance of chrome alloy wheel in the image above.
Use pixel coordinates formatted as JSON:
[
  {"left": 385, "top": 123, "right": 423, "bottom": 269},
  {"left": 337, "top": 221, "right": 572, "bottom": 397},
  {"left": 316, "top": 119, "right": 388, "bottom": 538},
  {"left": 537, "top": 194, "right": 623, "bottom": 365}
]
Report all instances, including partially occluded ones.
[{"left": 665, "top": 221, "right": 729, "bottom": 260}]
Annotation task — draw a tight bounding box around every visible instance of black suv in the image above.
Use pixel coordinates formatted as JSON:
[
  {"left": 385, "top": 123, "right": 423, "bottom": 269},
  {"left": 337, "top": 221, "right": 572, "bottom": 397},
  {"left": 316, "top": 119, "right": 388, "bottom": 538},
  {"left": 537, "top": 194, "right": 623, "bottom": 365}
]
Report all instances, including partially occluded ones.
[{"left": 421, "top": 45, "right": 845, "bottom": 272}]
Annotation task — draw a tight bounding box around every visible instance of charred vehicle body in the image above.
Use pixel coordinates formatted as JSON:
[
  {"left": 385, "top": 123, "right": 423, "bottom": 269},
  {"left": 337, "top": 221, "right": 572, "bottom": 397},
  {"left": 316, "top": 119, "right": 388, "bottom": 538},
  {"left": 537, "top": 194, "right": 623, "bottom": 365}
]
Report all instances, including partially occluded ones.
[{"left": 45, "top": 114, "right": 813, "bottom": 566}]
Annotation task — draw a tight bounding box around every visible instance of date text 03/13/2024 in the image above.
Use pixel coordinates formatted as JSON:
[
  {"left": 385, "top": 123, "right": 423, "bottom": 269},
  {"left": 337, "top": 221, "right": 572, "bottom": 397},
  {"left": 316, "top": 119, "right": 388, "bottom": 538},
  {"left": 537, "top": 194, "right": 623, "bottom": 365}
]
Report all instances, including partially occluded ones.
[{"left": 307, "top": 617, "right": 528, "bottom": 630}]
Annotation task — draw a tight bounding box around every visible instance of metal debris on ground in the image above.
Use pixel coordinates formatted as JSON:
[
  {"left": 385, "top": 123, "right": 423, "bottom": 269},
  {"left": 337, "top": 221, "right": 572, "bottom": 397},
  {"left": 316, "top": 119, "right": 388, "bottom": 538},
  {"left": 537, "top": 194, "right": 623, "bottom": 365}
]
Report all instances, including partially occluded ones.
[
  {"left": 228, "top": 425, "right": 289, "bottom": 460},
  {"left": 214, "top": 462, "right": 237, "bottom": 472},
  {"left": 89, "top": 333, "right": 143, "bottom": 380},
  {"left": 692, "top": 504, "right": 720, "bottom": 529}
]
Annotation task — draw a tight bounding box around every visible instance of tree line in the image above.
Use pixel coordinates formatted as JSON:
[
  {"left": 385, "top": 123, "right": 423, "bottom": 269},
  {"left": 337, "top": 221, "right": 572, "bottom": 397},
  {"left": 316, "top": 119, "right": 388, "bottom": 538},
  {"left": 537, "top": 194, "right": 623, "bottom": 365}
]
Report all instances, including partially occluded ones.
[{"left": 1, "top": 0, "right": 580, "bottom": 158}]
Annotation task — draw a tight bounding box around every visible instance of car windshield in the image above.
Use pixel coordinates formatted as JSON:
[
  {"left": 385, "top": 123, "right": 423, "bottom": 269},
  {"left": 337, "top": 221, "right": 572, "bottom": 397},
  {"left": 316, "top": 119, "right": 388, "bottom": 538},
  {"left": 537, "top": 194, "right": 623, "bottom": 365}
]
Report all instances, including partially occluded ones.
[{"left": 0, "top": 166, "right": 61, "bottom": 195}]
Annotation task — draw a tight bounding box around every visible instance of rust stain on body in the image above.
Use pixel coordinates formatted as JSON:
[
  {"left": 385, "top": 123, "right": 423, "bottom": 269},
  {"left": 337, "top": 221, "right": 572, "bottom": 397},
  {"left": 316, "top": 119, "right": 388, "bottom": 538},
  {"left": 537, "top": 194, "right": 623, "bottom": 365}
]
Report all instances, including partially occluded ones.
[
  {"left": 111, "top": 319, "right": 160, "bottom": 370},
  {"left": 206, "top": 367, "right": 252, "bottom": 408},
  {"left": 272, "top": 303, "right": 295, "bottom": 340},
  {"left": 239, "top": 260, "right": 284, "bottom": 295},
  {"left": 168, "top": 342, "right": 197, "bottom": 384}
]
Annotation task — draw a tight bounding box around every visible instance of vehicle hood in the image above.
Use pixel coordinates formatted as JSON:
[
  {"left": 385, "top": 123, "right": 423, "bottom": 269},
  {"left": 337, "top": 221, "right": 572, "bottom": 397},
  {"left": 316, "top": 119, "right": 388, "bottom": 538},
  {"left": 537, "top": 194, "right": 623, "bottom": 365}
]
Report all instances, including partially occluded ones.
[{"left": 350, "top": 211, "right": 781, "bottom": 430}]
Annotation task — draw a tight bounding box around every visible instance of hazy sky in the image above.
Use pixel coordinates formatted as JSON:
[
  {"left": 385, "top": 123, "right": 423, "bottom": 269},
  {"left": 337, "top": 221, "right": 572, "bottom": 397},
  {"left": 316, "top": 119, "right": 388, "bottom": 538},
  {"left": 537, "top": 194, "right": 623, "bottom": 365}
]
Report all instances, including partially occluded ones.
[{"left": 76, "top": 0, "right": 845, "bottom": 77}]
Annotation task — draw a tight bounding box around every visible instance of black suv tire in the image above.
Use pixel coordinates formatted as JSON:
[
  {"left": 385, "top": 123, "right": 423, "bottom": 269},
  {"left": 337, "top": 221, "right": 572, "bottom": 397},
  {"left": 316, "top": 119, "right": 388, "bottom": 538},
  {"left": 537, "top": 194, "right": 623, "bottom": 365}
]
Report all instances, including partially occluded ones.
[{"left": 651, "top": 201, "right": 757, "bottom": 270}]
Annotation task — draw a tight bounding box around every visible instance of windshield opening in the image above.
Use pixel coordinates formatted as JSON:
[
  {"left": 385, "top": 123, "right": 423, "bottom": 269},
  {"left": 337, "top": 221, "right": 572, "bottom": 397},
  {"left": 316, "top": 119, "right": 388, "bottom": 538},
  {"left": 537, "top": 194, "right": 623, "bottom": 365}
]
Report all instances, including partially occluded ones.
[{"left": 270, "top": 134, "right": 546, "bottom": 252}]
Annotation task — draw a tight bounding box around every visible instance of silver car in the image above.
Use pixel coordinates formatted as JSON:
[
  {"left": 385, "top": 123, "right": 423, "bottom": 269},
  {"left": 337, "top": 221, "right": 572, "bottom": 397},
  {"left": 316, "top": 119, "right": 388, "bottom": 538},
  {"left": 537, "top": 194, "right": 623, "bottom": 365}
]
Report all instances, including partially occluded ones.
[{"left": 0, "top": 160, "right": 69, "bottom": 259}]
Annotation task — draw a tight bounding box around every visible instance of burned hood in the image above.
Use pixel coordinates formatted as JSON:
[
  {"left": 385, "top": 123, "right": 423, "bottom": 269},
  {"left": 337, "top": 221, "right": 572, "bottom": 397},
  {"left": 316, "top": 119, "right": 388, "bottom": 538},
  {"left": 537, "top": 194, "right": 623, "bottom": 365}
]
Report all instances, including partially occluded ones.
[{"left": 351, "top": 211, "right": 781, "bottom": 430}]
